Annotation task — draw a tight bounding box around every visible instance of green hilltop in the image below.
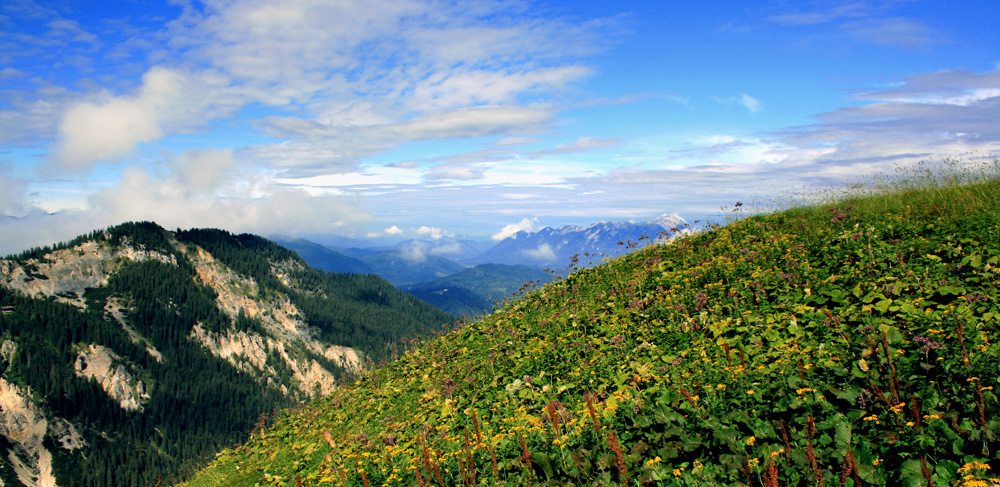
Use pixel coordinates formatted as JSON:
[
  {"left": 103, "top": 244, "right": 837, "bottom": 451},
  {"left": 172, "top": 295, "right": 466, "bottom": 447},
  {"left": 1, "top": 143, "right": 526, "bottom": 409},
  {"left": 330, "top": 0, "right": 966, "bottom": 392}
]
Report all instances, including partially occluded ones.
[{"left": 184, "top": 160, "right": 1000, "bottom": 486}]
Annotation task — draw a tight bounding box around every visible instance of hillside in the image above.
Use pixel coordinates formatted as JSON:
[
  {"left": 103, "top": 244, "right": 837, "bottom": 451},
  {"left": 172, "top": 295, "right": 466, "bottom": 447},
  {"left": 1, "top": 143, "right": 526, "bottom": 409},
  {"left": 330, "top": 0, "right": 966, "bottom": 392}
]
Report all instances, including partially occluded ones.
[
  {"left": 405, "top": 264, "right": 554, "bottom": 317},
  {"left": 0, "top": 223, "right": 452, "bottom": 487},
  {"left": 270, "top": 236, "right": 374, "bottom": 274},
  {"left": 184, "top": 165, "right": 1000, "bottom": 486}
]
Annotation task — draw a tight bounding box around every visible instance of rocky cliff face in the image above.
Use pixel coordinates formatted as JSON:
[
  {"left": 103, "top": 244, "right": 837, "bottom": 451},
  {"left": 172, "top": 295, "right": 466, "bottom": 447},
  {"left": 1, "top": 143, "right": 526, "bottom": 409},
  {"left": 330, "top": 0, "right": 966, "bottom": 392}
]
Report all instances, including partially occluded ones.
[
  {"left": 73, "top": 344, "right": 149, "bottom": 412},
  {"left": 0, "top": 376, "right": 84, "bottom": 487},
  {"left": 182, "top": 245, "right": 362, "bottom": 396},
  {"left": 0, "top": 239, "right": 176, "bottom": 308}
]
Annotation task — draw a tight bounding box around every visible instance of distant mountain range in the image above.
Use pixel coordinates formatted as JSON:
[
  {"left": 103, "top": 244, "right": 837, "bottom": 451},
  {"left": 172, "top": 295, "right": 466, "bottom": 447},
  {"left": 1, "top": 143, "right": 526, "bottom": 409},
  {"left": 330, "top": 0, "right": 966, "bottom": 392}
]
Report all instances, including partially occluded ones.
[
  {"left": 277, "top": 214, "right": 689, "bottom": 316},
  {"left": 467, "top": 213, "right": 689, "bottom": 268}
]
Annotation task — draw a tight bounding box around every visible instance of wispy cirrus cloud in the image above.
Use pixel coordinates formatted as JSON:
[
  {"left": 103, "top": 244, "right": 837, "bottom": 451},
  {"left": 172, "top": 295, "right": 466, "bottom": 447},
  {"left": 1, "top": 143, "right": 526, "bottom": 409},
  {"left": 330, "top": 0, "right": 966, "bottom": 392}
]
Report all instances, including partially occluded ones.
[
  {"left": 712, "top": 93, "right": 762, "bottom": 113},
  {"left": 762, "top": 1, "right": 945, "bottom": 48},
  {"left": 527, "top": 136, "right": 620, "bottom": 157}
]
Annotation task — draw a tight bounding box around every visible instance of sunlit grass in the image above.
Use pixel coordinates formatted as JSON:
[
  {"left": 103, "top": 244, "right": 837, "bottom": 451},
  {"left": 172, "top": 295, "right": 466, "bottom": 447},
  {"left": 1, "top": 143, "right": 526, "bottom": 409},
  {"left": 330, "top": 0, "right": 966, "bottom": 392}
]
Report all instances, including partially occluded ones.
[{"left": 182, "top": 156, "right": 1000, "bottom": 487}]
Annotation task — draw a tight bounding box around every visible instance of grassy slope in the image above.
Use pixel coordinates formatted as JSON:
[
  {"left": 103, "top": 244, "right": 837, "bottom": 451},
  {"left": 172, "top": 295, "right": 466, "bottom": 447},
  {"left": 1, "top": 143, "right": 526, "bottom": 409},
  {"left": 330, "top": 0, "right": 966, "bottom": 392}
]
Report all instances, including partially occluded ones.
[{"left": 184, "top": 168, "right": 1000, "bottom": 486}]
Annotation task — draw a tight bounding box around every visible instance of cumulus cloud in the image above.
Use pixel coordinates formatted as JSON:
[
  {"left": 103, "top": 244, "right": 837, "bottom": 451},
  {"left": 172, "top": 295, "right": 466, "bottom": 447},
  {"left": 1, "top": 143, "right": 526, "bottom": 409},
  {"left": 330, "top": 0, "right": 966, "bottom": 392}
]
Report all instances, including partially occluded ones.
[
  {"left": 384, "top": 225, "right": 403, "bottom": 235},
  {"left": 76, "top": 148, "right": 369, "bottom": 237},
  {"left": 493, "top": 217, "right": 540, "bottom": 240},
  {"left": 53, "top": 67, "right": 240, "bottom": 169}
]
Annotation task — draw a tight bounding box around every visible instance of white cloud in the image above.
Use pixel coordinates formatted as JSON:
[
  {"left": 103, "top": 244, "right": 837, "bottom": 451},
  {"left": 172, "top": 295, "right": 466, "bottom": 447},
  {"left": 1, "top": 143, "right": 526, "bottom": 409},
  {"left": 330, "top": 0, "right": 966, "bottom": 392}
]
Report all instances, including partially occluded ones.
[
  {"left": 528, "top": 136, "right": 620, "bottom": 157},
  {"left": 493, "top": 217, "right": 540, "bottom": 240},
  {"left": 412, "top": 66, "right": 590, "bottom": 109},
  {"left": 416, "top": 226, "right": 451, "bottom": 240},
  {"left": 492, "top": 137, "right": 539, "bottom": 146},
  {"left": 523, "top": 243, "right": 556, "bottom": 261},
  {"left": 248, "top": 106, "right": 554, "bottom": 177},
  {"left": 171, "top": 149, "right": 238, "bottom": 192},
  {"left": 713, "top": 94, "right": 761, "bottom": 113},
  {"left": 385, "top": 225, "right": 403, "bottom": 235},
  {"left": 76, "top": 149, "right": 369, "bottom": 236},
  {"left": 53, "top": 67, "right": 240, "bottom": 169},
  {"left": 739, "top": 94, "right": 762, "bottom": 113},
  {"left": 0, "top": 168, "right": 26, "bottom": 216},
  {"left": 427, "top": 163, "right": 486, "bottom": 181},
  {"left": 398, "top": 242, "right": 427, "bottom": 264}
]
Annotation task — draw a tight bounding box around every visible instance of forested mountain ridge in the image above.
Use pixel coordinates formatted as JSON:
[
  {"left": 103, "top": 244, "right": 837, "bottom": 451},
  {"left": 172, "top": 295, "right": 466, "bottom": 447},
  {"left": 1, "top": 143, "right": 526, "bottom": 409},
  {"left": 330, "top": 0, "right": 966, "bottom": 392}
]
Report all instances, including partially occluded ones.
[{"left": 0, "top": 222, "right": 452, "bottom": 487}]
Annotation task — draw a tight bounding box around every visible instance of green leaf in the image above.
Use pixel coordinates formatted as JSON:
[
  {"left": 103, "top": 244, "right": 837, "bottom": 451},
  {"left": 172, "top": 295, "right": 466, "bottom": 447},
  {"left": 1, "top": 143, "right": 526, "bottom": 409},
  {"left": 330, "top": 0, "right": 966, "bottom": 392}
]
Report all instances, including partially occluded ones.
[
  {"left": 900, "top": 459, "right": 926, "bottom": 487},
  {"left": 834, "top": 415, "right": 852, "bottom": 458}
]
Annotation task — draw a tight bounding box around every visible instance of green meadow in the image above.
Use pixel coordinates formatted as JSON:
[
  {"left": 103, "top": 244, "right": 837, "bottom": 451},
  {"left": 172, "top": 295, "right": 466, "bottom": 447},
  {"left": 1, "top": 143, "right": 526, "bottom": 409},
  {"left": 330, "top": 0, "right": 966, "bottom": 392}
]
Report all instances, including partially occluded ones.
[{"left": 184, "top": 158, "right": 1000, "bottom": 486}]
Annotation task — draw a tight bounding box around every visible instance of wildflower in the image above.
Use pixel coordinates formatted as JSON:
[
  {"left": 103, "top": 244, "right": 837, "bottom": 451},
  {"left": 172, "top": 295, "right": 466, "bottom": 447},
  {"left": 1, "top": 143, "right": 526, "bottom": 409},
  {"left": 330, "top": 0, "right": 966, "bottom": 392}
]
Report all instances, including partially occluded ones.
[
  {"left": 746, "top": 390, "right": 755, "bottom": 395},
  {"left": 958, "top": 462, "right": 991, "bottom": 475},
  {"left": 746, "top": 436, "right": 756, "bottom": 446},
  {"left": 872, "top": 457, "right": 882, "bottom": 466},
  {"left": 717, "top": 384, "right": 727, "bottom": 390},
  {"left": 796, "top": 387, "right": 814, "bottom": 395},
  {"left": 672, "top": 468, "right": 683, "bottom": 477}
]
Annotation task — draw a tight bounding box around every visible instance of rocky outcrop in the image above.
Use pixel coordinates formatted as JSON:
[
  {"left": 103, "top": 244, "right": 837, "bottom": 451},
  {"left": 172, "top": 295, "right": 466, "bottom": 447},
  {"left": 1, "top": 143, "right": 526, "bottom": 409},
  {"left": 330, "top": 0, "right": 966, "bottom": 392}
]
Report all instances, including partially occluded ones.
[
  {"left": 182, "top": 246, "right": 363, "bottom": 397},
  {"left": 182, "top": 246, "right": 310, "bottom": 337},
  {"left": 73, "top": 345, "right": 149, "bottom": 412},
  {"left": 0, "top": 240, "right": 176, "bottom": 308},
  {"left": 190, "top": 325, "right": 360, "bottom": 397},
  {"left": 0, "top": 378, "right": 84, "bottom": 487}
]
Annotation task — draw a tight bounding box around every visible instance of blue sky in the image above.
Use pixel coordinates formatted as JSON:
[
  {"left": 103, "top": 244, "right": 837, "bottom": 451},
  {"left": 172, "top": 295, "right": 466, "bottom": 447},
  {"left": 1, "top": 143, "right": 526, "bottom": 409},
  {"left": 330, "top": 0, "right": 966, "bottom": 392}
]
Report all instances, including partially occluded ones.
[{"left": 1, "top": 0, "right": 999, "bottom": 255}]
